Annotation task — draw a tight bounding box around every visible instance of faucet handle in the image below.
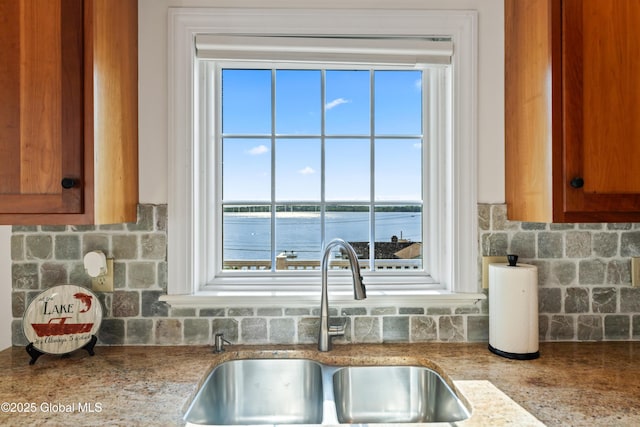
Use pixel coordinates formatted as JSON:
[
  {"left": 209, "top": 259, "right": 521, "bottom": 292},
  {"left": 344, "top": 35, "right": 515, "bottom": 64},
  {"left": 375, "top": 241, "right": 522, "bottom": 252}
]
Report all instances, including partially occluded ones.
[{"left": 328, "top": 324, "right": 345, "bottom": 337}]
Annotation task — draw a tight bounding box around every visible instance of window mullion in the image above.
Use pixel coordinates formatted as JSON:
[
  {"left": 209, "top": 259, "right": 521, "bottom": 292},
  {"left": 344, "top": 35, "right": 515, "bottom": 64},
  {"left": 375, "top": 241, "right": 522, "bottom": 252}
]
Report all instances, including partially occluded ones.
[
  {"left": 368, "top": 70, "right": 376, "bottom": 272},
  {"left": 270, "top": 68, "right": 277, "bottom": 271},
  {"left": 320, "top": 69, "right": 326, "bottom": 247}
]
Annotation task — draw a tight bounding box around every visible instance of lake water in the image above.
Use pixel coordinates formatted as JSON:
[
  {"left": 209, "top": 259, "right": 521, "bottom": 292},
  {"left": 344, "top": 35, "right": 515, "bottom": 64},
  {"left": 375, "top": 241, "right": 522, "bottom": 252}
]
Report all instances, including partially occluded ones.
[{"left": 223, "top": 211, "right": 421, "bottom": 261}]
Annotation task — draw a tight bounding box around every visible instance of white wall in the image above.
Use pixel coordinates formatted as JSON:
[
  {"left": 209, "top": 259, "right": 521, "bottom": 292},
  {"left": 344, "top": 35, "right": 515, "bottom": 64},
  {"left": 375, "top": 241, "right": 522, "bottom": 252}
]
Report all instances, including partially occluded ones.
[
  {"left": 0, "top": 226, "right": 11, "bottom": 350},
  {"left": 0, "top": 0, "right": 505, "bottom": 345}
]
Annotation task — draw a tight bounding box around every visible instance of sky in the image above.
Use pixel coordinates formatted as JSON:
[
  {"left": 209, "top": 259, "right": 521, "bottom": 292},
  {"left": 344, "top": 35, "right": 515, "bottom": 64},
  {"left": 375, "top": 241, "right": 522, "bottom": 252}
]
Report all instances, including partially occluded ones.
[{"left": 220, "top": 68, "right": 423, "bottom": 203}]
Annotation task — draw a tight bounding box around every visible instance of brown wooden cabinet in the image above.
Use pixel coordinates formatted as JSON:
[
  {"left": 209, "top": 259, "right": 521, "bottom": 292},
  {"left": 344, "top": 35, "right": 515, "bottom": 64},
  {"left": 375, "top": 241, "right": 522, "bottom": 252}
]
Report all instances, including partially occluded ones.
[
  {"left": 505, "top": 0, "right": 640, "bottom": 222},
  {"left": 0, "top": 0, "right": 138, "bottom": 225}
]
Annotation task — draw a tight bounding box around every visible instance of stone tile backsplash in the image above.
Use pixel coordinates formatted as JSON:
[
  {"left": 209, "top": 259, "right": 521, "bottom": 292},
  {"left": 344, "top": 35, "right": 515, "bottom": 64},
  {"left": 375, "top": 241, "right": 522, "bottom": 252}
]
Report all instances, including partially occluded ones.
[
  {"left": 9, "top": 203, "right": 640, "bottom": 346},
  {"left": 480, "top": 204, "right": 640, "bottom": 341}
]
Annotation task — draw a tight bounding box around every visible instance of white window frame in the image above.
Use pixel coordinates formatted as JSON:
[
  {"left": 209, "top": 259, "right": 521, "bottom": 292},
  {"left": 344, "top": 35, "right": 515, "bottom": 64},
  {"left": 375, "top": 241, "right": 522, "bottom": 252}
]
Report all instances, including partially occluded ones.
[
  {"left": 206, "top": 62, "right": 442, "bottom": 285},
  {"left": 165, "top": 7, "right": 480, "bottom": 306}
]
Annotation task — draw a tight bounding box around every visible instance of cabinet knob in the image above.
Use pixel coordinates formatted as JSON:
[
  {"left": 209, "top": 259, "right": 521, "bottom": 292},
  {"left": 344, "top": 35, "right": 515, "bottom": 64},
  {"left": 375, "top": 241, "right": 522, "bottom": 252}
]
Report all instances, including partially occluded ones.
[
  {"left": 570, "top": 177, "right": 584, "bottom": 189},
  {"left": 61, "top": 178, "right": 77, "bottom": 189}
]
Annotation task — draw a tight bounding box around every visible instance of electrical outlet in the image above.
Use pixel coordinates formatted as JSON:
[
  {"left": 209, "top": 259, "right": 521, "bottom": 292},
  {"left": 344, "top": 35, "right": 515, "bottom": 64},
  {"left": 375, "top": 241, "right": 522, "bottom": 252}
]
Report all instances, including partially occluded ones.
[
  {"left": 482, "top": 256, "right": 508, "bottom": 289},
  {"left": 92, "top": 258, "right": 114, "bottom": 292},
  {"left": 632, "top": 257, "right": 640, "bottom": 287}
]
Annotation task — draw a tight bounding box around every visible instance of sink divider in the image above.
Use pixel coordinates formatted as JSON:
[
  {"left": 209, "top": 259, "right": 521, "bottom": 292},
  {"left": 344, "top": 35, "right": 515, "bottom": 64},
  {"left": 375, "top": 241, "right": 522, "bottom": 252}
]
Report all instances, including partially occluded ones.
[{"left": 319, "top": 364, "right": 341, "bottom": 425}]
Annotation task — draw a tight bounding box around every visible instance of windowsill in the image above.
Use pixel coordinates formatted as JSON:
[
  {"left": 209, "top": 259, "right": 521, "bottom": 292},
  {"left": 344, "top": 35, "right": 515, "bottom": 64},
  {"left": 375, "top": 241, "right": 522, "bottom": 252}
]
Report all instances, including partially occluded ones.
[{"left": 160, "top": 290, "right": 486, "bottom": 308}]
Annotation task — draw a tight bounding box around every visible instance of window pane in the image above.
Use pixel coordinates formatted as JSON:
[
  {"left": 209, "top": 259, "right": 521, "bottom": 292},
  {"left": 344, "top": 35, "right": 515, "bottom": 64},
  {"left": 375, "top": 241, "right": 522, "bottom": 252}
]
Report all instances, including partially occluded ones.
[
  {"left": 325, "top": 70, "right": 370, "bottom": 135},
  {"left": 216, "top": 65, "right": 427, "bottom": 276},
  {"left": 325, "top": 138, "right": 370, "bottom": 201},
  {"left": 375, "top": 139, "right": 422, "bottom": 201},
  {"left": 374, "top": 205, "right": 422, "bottom": 270},
  {"left": 223, "top": 206, "right": 271, "bottom": 270},
  {"left": 275, "top": 70, "right": 321, "bottom": 134},
  {"left": 275, "top": 205, "right": 321, "bottom": 270},
  {"left": 222, "top": 69, "right": 271, "bottom": 134},
  {"left": 275, "top": 139, "right": 320, "bottom": 201},
  {"left": 325, "top": 206, "right": 370, "bottom": 268},
  {"left": 374, "top": 71, "right": 422, "bottom": 135},
  {"left": 222, "top": 138, "right": 271, "bottom": 201}
]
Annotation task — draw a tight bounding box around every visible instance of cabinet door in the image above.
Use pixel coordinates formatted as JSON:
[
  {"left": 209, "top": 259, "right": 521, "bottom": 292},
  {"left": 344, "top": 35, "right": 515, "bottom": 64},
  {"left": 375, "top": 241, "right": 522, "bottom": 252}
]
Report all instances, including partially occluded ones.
[
  {"left": 563, "top": 0, "right": 640, "bottom": 219},
  {"left": 0, "top": 0, "right": 83, "bottom": 214}
]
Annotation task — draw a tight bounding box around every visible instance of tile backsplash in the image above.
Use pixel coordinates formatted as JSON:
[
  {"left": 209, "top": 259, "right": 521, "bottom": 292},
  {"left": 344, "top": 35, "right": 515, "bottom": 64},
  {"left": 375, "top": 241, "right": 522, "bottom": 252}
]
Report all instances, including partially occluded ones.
[
  {"left": 480, "top": 204, "right": 640, "bottom": 341},
  {"left": 10, "top": 204, "right": 640, "bottom": 346}
]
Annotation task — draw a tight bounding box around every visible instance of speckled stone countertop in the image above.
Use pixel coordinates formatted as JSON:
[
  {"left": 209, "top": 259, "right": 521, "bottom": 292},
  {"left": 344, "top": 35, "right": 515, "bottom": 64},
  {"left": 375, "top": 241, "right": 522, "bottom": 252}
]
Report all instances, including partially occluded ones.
[{"left": 0, "top": 342, "right": 638, "bottom": 426}]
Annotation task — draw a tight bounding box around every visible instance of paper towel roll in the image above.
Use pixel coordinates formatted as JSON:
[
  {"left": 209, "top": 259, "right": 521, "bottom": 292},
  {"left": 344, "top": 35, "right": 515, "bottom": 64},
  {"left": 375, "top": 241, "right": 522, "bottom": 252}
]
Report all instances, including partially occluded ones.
[{"left": 489, "top": 262, "right": 539, "bottom": 359}]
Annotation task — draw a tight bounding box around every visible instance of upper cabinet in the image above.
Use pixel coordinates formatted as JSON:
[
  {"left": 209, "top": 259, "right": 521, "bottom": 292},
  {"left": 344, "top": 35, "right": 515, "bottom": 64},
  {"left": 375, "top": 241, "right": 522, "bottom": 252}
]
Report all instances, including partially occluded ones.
[
  {"left": 505, "top": 0, "right": 640, "bottom": 222},
  {"left": 0, "top": 0, "right": 138, "bottom": 225}
]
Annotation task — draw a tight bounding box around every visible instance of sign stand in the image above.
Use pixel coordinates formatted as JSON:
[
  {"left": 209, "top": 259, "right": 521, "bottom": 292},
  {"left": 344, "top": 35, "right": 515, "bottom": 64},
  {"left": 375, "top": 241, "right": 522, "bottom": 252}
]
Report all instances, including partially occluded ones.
[{"left": 25, "top": 335, "right": 97, "bottom": 365}]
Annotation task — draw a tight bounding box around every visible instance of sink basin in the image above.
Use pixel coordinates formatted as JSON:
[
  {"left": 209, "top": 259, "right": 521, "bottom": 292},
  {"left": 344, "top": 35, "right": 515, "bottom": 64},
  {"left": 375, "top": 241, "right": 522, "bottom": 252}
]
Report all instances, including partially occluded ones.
[
  {"left": 332, "top": 366, "right": 469, "bottom": 423},
  {"left": 184, "top": 358, "right": 469, "bottom": 426},
  {"left": 184, "top": 359, "right": 324, "bottom": 425}
]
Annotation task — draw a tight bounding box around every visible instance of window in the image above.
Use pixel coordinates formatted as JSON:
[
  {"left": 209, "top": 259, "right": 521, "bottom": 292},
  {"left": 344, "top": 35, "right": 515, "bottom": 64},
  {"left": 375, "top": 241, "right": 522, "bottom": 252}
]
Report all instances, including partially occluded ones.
[
  {"left": 213, "top": 65, "right": 428, "bottom": 274},
  {"left": 166, "top": 8, "right": 479, "bottom": 304}
]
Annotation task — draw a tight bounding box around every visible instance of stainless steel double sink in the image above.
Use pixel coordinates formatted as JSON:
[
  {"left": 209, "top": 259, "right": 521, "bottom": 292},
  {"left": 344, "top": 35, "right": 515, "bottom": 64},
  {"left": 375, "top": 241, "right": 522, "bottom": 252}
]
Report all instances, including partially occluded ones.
[{"left": 184, "top": 358, "right": 470, "bottom": 426}]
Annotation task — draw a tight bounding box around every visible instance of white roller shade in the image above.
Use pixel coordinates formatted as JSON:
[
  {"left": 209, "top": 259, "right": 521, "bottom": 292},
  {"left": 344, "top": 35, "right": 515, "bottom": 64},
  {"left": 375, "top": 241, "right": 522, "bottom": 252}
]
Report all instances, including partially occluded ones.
[{"left": 195, "top": 35, "right": 453, "bottom": 66}]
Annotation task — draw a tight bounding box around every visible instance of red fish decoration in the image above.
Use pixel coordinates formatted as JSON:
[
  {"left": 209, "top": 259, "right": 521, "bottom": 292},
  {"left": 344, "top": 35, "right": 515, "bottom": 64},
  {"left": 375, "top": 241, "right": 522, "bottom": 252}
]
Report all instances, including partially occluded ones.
[{"left": 73, "top": 292, "right": 93, "bottom": 313}]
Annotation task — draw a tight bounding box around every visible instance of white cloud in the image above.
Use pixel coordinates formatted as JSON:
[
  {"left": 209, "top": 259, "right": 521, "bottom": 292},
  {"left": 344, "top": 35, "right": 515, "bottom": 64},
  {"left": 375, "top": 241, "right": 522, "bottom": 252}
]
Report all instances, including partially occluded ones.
[
  {"left": 325, "top": 98, "right": 350, "bottom": 111},
  {"left": 414, "top": 78, "right": 422, "bottom": 90},
  {"left": 413, "top": 142, "right": 422, "bottom": 150},
  {"left": 298, "top": 166, "right": 315, "bottom": 175},
  {"left": 247, "top": 145, "right": 269, "bottom": 155}
]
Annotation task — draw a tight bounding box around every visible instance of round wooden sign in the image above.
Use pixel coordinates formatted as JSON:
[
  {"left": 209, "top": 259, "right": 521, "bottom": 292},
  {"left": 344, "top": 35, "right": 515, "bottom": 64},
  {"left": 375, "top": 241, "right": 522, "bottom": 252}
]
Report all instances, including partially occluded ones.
[{"left": 23, "top": 285, "right": 103, "bottom": 355}]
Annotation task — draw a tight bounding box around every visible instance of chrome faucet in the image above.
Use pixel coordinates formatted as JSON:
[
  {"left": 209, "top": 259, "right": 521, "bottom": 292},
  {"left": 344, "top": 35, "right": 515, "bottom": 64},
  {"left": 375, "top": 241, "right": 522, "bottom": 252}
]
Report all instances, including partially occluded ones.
[{"left": 318, "top": 238, "right": 366, "bottom": 352}]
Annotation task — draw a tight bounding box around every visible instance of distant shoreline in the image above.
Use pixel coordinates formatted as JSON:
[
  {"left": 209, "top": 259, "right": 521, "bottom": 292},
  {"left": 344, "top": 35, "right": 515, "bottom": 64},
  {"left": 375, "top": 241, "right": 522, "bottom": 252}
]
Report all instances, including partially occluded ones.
[
  {"left": 223, "top": 205, "right": 422, "bottom": 213},
  {"left": 223, "top": 211, "right": 422, "bottom": 261}
]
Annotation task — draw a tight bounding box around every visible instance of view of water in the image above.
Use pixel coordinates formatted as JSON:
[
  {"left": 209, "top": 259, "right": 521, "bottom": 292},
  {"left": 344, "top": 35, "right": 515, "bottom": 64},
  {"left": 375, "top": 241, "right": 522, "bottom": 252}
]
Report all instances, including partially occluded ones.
[{"left": 223, "top": 211, "right": 421, "bottom": 261}]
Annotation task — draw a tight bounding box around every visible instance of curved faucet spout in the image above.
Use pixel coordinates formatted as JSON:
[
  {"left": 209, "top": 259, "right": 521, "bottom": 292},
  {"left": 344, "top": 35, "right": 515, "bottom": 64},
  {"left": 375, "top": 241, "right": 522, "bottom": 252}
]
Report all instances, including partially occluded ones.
[{"left": 319, "top": 238, "right": 367, "bottom": 352}]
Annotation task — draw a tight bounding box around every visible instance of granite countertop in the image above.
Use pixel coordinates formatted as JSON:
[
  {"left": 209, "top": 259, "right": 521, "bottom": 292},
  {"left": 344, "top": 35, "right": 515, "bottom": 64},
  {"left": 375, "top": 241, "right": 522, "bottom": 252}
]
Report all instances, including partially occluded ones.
[{"left": 0, "top": 342, "right": 638, "bottom": 426}]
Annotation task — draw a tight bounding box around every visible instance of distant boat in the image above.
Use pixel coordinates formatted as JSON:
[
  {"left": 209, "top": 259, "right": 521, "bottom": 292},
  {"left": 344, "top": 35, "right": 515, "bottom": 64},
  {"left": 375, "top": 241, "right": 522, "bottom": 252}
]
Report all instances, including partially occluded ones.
[
  {"left": 278, "top": 251, "right": 298, "bottom": 259},
  {"left": 31, "top": 317, "right": 94, "bottom": 337}
]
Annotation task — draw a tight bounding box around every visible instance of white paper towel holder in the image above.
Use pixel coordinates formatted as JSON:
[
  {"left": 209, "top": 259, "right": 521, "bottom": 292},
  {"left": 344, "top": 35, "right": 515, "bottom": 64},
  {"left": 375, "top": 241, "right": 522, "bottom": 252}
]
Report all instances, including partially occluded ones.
[{"left": 488, "top": 254, "right": 540, "bottom": 360}]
